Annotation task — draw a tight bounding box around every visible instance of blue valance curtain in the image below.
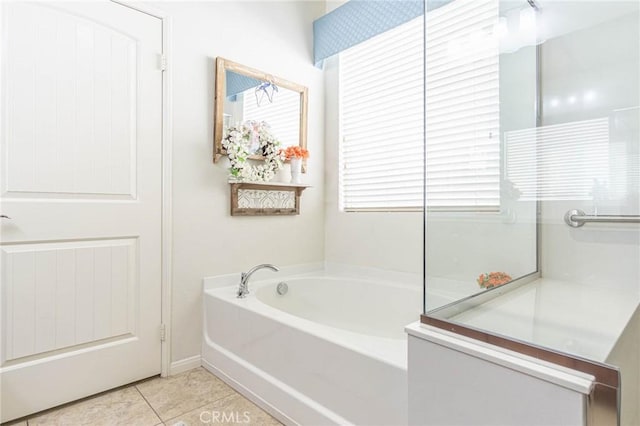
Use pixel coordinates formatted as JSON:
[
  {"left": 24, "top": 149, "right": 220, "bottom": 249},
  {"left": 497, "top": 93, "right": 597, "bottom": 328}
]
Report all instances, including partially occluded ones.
[
  {"left": 313, "top": 0, "right": 423, "bottom": 67},
  {"left": 226, "top": 71, "right": 262, "bottom": 98},
  {"left": 313, "top": 0, "right": 454, "bottom": 67}
]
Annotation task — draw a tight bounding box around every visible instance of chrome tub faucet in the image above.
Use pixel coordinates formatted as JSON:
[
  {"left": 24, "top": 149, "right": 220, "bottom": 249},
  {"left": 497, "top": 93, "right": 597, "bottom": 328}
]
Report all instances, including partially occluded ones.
[{"left": 237, "top": 264, "right": 279, "bottom": 298}]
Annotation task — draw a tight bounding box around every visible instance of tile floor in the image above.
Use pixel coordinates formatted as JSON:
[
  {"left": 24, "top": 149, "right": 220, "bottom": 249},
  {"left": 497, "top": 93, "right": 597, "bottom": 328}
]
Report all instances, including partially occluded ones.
[{"left": 6, "top": 367, "right": 282, "bottom": 426}]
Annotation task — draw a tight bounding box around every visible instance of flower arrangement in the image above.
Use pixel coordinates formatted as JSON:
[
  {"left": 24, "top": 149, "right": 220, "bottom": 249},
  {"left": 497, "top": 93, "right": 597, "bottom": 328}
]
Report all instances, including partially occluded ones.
[
  {"left": 477, "top": 271, "right": 512, "bottom": 289},
  {"left": 280, "top": 145, "right": 309, "bottom": 160},
  {"left": 222, "top": 120, "right": 284, "bottom": 182}
]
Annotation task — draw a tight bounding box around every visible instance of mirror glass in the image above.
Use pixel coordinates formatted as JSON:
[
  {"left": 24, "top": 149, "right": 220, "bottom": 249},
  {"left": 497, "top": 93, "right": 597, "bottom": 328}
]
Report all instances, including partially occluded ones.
[
  {"left": 224, "top": 70, "right": 301, "bottom": 155},
  {"left": 214, "top": 58, "right": 308, "bottom": 163}
]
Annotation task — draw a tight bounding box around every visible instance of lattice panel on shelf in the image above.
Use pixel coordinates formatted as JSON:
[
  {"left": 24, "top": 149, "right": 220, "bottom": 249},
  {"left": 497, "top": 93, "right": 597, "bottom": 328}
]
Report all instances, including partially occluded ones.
[
  {"left": 229, "top": 182, "right": 308, "bottom": 216},
  {"left": 237, "top": 189, "right": 296, "bottom": 209}
]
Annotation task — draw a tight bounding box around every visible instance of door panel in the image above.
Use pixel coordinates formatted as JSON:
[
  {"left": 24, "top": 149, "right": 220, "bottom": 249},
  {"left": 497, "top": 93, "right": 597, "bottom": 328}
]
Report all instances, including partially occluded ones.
[
  {"left": 4, "top": 2, "right": 138, "bottom": 197},
  {"left": 0, "top": 1, "right": 163, "bottom": 421},
  {"left": 2, "top": 239, "right": 137, "bottom": 361}
]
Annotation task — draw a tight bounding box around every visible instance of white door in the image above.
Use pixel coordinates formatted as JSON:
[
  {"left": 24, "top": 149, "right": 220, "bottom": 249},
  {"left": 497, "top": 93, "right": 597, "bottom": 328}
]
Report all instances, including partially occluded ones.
[{"left": 0, "top": 1, "right": 163, "bottom": 421}]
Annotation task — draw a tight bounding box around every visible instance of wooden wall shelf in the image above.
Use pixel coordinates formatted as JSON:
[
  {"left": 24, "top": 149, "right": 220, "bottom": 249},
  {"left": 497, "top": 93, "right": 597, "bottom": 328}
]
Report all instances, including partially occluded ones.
[{"left": 229, "top": 181, "right": 310, "bottom": 216}]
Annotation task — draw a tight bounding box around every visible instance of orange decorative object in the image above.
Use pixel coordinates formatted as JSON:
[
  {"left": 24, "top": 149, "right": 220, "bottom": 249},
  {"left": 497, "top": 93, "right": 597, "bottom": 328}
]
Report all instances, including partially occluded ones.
[
  {"left": 477, "top": 271, "right": 512, "bottom": 289},
  {"left": 280, "top": 146, "right": 309, "bottom": 160}
]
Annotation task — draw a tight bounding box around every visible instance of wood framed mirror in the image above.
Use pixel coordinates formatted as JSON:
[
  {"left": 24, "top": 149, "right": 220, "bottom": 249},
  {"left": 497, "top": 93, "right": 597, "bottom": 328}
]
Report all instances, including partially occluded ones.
[{"left": 213, "top": 57, "right": 308, "bottom": 165}]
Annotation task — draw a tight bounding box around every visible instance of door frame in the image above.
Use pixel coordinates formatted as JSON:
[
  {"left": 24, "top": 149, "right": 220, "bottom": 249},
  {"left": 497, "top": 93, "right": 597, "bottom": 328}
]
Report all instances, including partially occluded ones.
[{"left": 111, "top": 0, "right": 173, "bottom": 378}]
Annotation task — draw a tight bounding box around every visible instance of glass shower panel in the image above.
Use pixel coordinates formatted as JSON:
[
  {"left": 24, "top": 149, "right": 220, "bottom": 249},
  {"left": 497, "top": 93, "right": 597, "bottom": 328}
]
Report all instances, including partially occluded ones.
[
  {"left": 478, "top": 0, "right": 640, "bottom": 361},
  {"left": 535, "top": 3, "right": 640, "bottom": 424},
  {"left": 424, "top": 1, "right": 640, "bottom": 423},
  {"left": 424, "top": 0, "right": 538, "bottom": 309}
]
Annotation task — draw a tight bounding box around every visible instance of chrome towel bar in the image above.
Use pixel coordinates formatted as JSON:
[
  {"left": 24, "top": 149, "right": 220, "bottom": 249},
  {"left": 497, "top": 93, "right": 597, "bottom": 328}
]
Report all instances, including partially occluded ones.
[{"left": 564, "top": 209, "right": 640, "bottom": 227}]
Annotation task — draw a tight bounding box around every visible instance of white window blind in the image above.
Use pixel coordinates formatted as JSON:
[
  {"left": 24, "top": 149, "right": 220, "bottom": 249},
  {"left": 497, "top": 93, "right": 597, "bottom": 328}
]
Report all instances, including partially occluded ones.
[
  {"left": 425, "top": 0, "right": 500, "bottom": 208},
  {"left": 340, "top": 16, "right": 424, "bottom": 211},
  {"left": 242, "top": 89, "right": 300, "bottom": 147},
  {"left": 339, "top": 0, "right": 500, "bottom": 211},
  {"left": 505, "top": 117, "right": 615, "bottom": 201}
]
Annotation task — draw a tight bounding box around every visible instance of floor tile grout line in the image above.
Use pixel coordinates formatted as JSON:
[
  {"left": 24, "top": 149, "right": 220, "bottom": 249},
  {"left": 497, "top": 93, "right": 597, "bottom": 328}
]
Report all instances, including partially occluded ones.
[
  {"left": 160, "top": 389, "right": 258, "bottom": 426},
  {"left": 198, "top": 373, "right": 283, "bottom": 425},
  {"left": 131, "top": 373, "right": 225, "bottom": 422},
  {"left": 17, "top": 367, "right": 243, "bottom": 426},
  {"left": 169, "top": 367, "right": 242, "bottom": 418},
  {"left": 165, "top": 401, "right": 217, "bottom": 424},
  {"left": 139, "top": 373, "right": 239, "bottom": 424},
  {"left": 134, "top": 385, "right": 164, "bottom": 424},
  {"left": 17, "top": 378, "right": 273, "bottom": 426},
  {"left": 209, "top": 388, "right": 239, "bottom": 405},
  {"left": 158, "top": 386, "right": 238, "bottom": 422},
  {"left": 153, "top": 388, "right": 237, "bottom": 425},
  {"left": 14, "top": 384, "right": 144, "bottom": 426},
  {"left": 199, "top": 369, "right": 244, "bottom": 405}
]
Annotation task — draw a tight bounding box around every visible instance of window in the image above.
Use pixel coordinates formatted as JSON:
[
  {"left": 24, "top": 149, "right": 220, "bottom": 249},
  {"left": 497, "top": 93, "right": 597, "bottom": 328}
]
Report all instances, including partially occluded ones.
[
  {"left": 339, "top": 16, "right": 424, "bottom": 211},
  {"left": 242, "top": 89, "right": 301, "bottom": 148},
  {"left": 339, "top": 0, "right": 500, "bottom": 211}
]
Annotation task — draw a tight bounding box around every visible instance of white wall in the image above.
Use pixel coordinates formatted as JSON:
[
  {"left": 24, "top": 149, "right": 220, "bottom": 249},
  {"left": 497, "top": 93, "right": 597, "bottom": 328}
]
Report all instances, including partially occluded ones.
[
  {"left": 539, "top": 11, "right": 640, "bottom": 296},
  {"left": 148, "top": 1, "right": 326, "bottom": 364},
  {"left": 323, "top": 56, "right": 424, "bottom": 275},
  {"left": 325, "top": 1, "right": 345, "bottom": 14}
]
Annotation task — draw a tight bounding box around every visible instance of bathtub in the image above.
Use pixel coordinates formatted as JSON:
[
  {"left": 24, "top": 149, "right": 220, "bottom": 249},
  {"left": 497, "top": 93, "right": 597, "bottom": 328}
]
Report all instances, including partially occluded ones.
[{"left": 202, "top": 267, "right": 454, "bottom": 425}]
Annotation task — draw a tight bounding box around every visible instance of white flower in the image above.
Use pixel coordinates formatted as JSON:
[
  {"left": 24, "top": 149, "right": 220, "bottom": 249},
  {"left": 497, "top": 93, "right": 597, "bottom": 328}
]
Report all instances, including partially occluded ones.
[{"left": 222, "top": 121, "right": 284, "bottom": 182}]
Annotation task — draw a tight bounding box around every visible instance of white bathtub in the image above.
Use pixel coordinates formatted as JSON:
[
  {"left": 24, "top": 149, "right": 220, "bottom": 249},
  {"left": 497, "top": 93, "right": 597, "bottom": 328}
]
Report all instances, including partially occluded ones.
[{"left": 202, "top": 268, "right": 454, "bottom": 425}]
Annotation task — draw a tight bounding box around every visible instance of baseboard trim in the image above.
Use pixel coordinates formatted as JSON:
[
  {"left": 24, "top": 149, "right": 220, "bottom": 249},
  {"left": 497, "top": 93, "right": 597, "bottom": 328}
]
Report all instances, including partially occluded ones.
[{"left": 169, "top": 355, "right": 201, "bottom": 375}]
